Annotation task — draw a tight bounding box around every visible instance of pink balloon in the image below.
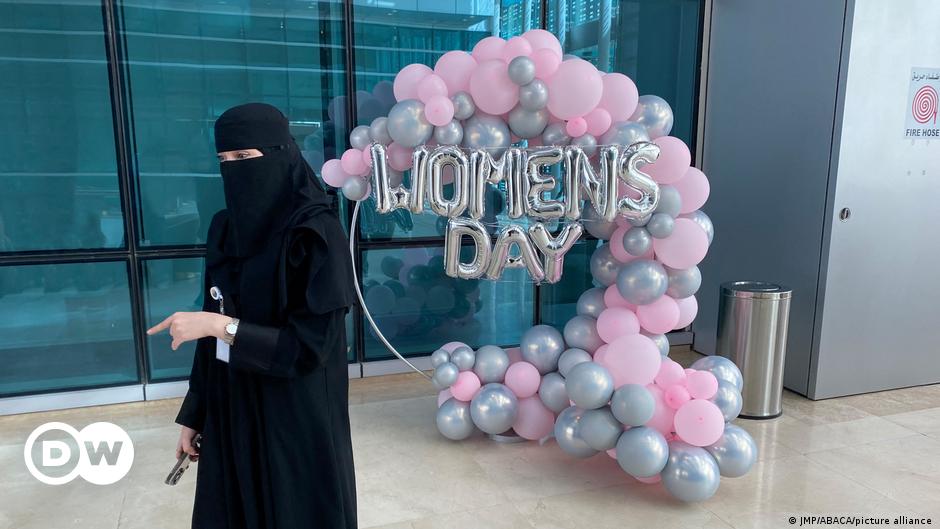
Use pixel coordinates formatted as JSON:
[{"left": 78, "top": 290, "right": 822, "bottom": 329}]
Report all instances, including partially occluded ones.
[
  {"left": 546, "top": 59, "right": 603, "bottom": 119},
  {"left": 654, "top": 359, "right": 686, "bottom": 388},
  {"left": 451, "top": 371, "right": 482, "bottom": 401},
  {"left": 604, "top": 284, "right": 636, "bottom": 311},
  {"left": 636, "top": 296, "right": 680, "bottom": 335},
  {"left": 505, "top": 346, "right": 524, "bottom": 364},
  {"left": 601, "top": 334, "right": 662, "bottom": 387},
  {"left": 531, "top": 48, "right": 561, "bottom": 80},
  {"left": 673, "top": 167, "right": 710, "bottom": 214},
  {"left": 361, "top": 147, "right": 373, "bottom": 169},
  {"left": 606, "top": 448, "right": 618, "bottom": 459},
  {"left": 505, "top": 362, "right": 541, "bottom": 398},
  {"left": 674, "top": 296, "right": 699, "bottom": 330},
  {"left": 387, "top": 142, "right": 413, "bottom": 171},
  {"left": 596, "top": 307, "right": 640, "bottom": 343},
  {"left": 440, "top": 341, "right": 469, "bottom": 353},
  {"left": 599, "top": 73, "right": 640, "bottom": 122},
  {"left": 664, "top": 385, "right": 691, "bottom": 409},
  {"left": 593, "top": 344, "right": 609, "bottom": 364},
  {"left": 645, "top": 385, "right": 676, "bottom": 436},
  {"left": 424, "top": 95, "right": 455, "bottom": 126},
  {"left": 652, "top": 218, "right": 709, "bottom": 269},
  {"left": 341, "top": 148, "right": 367, "bottom": 176},
  {"left": 565, "top": 117, "right": 588, "bottom": 137},
  {"left": 434, "top": 51, "right": 478, "bottom": 95},
  {"left": 417, "top": 74, "right": 448, "bottom": 103},
  {"left": 635, "top": 474, "right": 662, "bottom": 484},
  {"left": 513, "top": 396, "right": 555, "bottom": 440},
  {"left": 393, "top": 63, "right": 433, "bottom": 102},
  {"left": 686, "top": 371, "right": 719, "bottom": 400},
  {"left": 584, "top": 108, "right": 612, "bottom": 137},
  {"left": 321, "top": 159, "right": 350, "bottom": 188},
  {"left": 469, "top": 59, "right": 519, "bottom": 115},
  {"left": 522, "top": 29, "right": 563, "bottom": 58},
  {"left": 502, "top": 36, "right": 533, "bottom": 62},
  {"left": 608, "top": 226, "right": 631, "bottom": 263},
  {"left": 644, "top": 136, "right": 691, "bottom": 184},
  {"left": 674, "top": 399, "right": 725, "bottom": 446},
  {"left": 437, "top": 389, "right": 453, "bottom": 407},
  {"left": 471, "top": 36, "right": 506, "bottom": 62}
]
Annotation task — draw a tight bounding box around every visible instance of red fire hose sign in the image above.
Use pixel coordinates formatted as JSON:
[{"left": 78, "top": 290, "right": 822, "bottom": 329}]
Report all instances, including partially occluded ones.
[{"left": 905, "top": 67, "right": 939, "bottom": 138}]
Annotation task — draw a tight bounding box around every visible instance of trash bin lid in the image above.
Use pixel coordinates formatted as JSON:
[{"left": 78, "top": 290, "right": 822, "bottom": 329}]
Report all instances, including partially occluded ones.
[{"left": 720, "top": 281, "right": 792, "bottom": 299}]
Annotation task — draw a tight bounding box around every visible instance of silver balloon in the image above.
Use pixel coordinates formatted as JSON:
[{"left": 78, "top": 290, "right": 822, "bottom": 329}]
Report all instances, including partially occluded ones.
[
  {"left": 387, "top": 99, "right": 433, "bottom": 148},
  {"left": 444, "top": 218, "right": 491, "bottom": 280},
  {"left": 691, "top": 355, "right": 744, "bottom": 391},
  {"left": 629, "top": 214, "right": 651, "bottom": 227},
  {"left": 430, "top": 348, "right": 450, "bottom": 368},
  {"left": 666, "top": 266, "right": 702, "bottom": 299},
  {"left": 538, "top": 372, "right": 569, "bottom": 413},
  {"left": 508, "top": 106, "right": 549, "bottom": 139},
  {"left": 706, "top": 424, "right": 757, "bottom": 477},
  {"left": 576, "top": 287, "right": 607, "bottom": 319},
  {"left": 661, "top": 441, "right": 721, "bottom": 502},
  {"left": 655, "top": 185, "right": 682, "bottom": 218},
  {"left": 433, "top": 119, "right": 464, "bottom": 145},
  {"left": 473, "top": 345, "right": 510, "bottom": 383},
  {"left": 571, "top": 133, "right": 597, "bottom": 157},
  {"left": 371, "top": 143, "right": 422, "bottom": 214},
  {"left": 600, "top": 121, "right": 650, "bottom": 147},
  {"left": 541, "top": 122, "right": 570, "bottom": 146},
  {"left": 528, "top": 222, "right": 583, "bottom": 283},
  {"left": 520, "top": 324, "right": 566, "bottom": 375},
  {"left": 563, "top": 315, "right": 605, "bottom": 354},
  {"left": 342, "top": 177, "right": 371, "bottom": 201},
  {"left": 451, "top": 91, "right": 476, "bottom": 120},
  {"left": 369, "top": 117, "right": 392, "bottom": 145},
  {"left": 519, "top": 79, "right": 549, "bottom": 111},
  {"left": 580, "top": 407, "right": 621, "bottom": 451},
  {"left": 427, "top": 146, "right": 469, "bottom": 217},
  {"left": 554, "top": 406, "right": 598, "bottom": 458},
  {"left": 507, "top": 56, "right": 536, "bottom": 85},
  {"left": 630, "top": 95, "right": 674, "bottom": 139},
  {"left": 610, "top": 384, "right": 656, "bottom": 426},
  {"left": 615, "top": 426, "right": 669, "bottom": 478},
  {"left": 432, "top": 361, "right": 459, "bottom": 390},
  {"left": 388, "top": 168, "right": 403, "bottom": 187},
  {"left": 617, "top": 142, "right": 661, "bottom": 219},
  {"left": 642, "top": 331, "right": 671, "bottom": 356},
  {"left": 565, "top": 361, "right": 614, "bottom": 409},
  {"left": 710, "top": 379, "right": 744, "bottom": 422},
  {"left": 622, "top": 227, "right": 652, "bottom": 256},
  {"left": 469, "top": 383, "right": 518, "bottom": 435},
  {"left": 450, "top": 346, "right": 475, "bottom": 371},
  {"left": 590, "top": 244, "right": 620, "bottom": 287},
  {"left": 486, "top": 224, "right": 545, "bottom": 282},
  {"left": 683, "top": 210, "right": 714, "bottom": 244},
  {"left": 462, "top": 113, "right": 511, "bottom": 157},
  {"left": 616, "top": 259, "right": 668, "bottom": 305},
  {"left": 583, "top": 206, "right": 618, "bottom": 239},
  {"left": 646, "top": 213, "right": 675, "bottom": 238},
  {"left": 558, "top": 348, "right": 593, "bottom": 377},
  {"left": 349, "top": 125, "right": 372, "bottom": 150},
  {"left": 436, "top": 398, "right": 476, "bottom": 440}
]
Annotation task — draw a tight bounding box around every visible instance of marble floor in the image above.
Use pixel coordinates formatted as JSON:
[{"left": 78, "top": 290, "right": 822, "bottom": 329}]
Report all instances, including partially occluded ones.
[{"left": 1, "top": 348, "right": 939, "bottom": 529}]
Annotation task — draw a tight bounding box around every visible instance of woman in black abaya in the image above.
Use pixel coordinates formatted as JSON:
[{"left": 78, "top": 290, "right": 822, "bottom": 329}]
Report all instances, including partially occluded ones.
[{"left": 148, "top": 103, "right": 357, "bottom": 529}]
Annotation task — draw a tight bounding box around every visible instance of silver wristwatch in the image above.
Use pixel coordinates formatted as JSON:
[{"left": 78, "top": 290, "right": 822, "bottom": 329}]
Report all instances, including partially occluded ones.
[{"left": 222, "top": 318, "right": 239, "bottom": 345}]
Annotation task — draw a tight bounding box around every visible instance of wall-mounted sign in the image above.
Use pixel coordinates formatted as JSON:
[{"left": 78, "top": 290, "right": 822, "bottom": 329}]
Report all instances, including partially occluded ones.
[{"left": 905, "top": 67, "right": 939, "bottom": 139}]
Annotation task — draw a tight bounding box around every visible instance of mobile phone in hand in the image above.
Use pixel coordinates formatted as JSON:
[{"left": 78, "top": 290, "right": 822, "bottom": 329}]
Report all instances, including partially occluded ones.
[{"left": 165, "top": 433, "right": 201, "bottom": 486}]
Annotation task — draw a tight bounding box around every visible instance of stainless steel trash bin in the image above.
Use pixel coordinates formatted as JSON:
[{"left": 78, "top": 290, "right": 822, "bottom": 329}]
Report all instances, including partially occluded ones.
[{"left": 717, "top": 281, "right": 792, "bottom": 419}]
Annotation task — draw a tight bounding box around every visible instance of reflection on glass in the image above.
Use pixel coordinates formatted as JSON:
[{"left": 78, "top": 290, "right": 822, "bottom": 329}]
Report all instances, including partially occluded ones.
[
  {"left": 360, "top": 245, "right": 534, "bottom": 360},
  {"left": 538, "top": 239, "right": 597, "bottom": 330},
  {"left": 0, "top": 262, "right": 137, "bottom": 397},
  {"left": 548, "top": 0, "right": 702, "bottom": 144},
  {"left": 142, "top": 257, "right": 204, "bottom": 381},
  {"left": 0, "top": 1, "right": 123, "bottom": 252},
  {"left": 122, "top": 0, "right": 348, "bottom": 246}
]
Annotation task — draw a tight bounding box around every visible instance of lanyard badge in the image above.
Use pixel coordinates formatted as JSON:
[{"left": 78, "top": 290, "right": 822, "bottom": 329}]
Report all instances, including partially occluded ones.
[{"left": 209, "top": 286, "right": 230, "bottom": 363}]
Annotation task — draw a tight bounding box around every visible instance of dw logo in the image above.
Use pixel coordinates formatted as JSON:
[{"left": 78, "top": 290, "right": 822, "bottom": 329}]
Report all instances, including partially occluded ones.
[{"left": 23, "top": 422, "right": 134, "bottom": 485}]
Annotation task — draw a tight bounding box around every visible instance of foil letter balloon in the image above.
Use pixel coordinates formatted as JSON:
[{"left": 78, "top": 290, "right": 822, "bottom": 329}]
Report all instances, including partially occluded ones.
[
  {"left": 618, "top": 141, "right": 661, "bottom": 219},
  {"left": 444, "top": 218, "right": 492, "bottom": 279}
]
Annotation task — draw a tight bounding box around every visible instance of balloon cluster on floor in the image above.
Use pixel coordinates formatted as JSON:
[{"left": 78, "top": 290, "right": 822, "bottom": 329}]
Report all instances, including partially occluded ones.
[{"left": 324, "top": 30, "right": 757, "bottom": 502}]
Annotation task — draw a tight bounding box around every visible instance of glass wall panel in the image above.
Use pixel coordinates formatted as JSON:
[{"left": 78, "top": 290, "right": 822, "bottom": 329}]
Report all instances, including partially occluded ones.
[
  {"left": 121, "top": 0, "right": 349, "bottom": 247},
  {"left": 142, "top": 257, "right": 205, "bottom": 381},
  {"left": 0, "top": 261, "right": 137, "bottom": 397},
  {"left": 548, "top": 0, "right": 702, "bottom": 145},
  {"left": 538, "top": 239, "right": 597, "bottom": 330},
  {"left": 360, "top": 245, "right": 534, "bottom": 360},
  {"left": 0, "top": 0, "right": 123, "bottom": 252}
]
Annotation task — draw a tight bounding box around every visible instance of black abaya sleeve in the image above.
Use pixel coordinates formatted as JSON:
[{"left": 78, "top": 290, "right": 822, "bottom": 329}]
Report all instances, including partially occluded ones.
[{"left": 229, "top": 216, "right": 353, "bottom": 378}]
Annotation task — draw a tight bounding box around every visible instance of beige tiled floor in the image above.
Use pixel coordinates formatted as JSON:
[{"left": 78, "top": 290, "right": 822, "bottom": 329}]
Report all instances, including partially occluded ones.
[{"left": 1, "top": 349, "right": 939, "bottom": 529}]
